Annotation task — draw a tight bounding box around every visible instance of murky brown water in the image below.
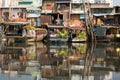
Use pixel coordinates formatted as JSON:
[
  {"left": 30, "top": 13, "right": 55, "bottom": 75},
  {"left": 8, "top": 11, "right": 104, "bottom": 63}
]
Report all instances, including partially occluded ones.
[{"left": 0, "top": 42, "right": 120, "bottom": 80}]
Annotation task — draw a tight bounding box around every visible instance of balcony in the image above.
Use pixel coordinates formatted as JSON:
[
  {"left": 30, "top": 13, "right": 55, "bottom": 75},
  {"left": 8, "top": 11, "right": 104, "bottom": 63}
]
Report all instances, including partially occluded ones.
[{"left": 91, "top": 3, "right": 112, "bottom": 8}]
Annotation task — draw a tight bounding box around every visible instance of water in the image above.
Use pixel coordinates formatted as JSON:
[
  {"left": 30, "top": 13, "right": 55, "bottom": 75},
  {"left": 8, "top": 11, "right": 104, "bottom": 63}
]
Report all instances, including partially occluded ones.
[{"left": 0, "top": 42, "right": 120, "bottom": 80}]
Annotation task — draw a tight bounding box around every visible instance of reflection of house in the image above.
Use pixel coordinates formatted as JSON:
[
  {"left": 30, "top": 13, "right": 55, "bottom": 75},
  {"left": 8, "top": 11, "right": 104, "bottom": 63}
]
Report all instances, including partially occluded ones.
[
  {"left": 0, "top": 42, "right": 46, "bottom": 72},
  {"left": 0, "top": 53, "right": 26, "bottom": 74},
  {"left": 1, "top": 59, "right": 40, "bottom": 80},
  {"left": 40, "top": 53, "right": 50, "bottom": 66},
  {"left": 0, "top": 54, "right": 4, "bottom": 67},
  {"left": 69, "top": 43, "right": 117, "bottom": 80},
  {"left": 41, "top": 65, "right": 54, "bottom": 78},
  {"left": 89, "top": 43, "right": 120, "bottom": 80}
]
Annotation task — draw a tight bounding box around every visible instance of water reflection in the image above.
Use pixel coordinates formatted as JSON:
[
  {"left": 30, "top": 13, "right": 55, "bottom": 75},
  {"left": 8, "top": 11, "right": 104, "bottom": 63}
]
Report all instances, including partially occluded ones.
[
  {"left": 0, "top": 42, "right": 120, "bottom": 80},
  {"left": 0, "top": 42, "right": 46, "bottom": 80}
]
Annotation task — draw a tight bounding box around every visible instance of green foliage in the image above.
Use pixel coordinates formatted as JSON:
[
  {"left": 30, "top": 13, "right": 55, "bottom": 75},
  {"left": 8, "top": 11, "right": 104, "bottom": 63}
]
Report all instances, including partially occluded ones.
[
  {"left": 26, "top": 52, "right": 36, "bottom": 58},
  {"left": 75, "top": 44, "right": 87, "bottom": 54},
  {"left": 23, "top": 26, "right": 36, "bottom": 30},
  {"left": 76, "top": 31, "right": 87, "bottom": 40},
  {"left": 56, "top": 48, "right": 68, "bottom": 56},
  {"left": 56, "top": 29, "right": 68, "bottom": 38}
]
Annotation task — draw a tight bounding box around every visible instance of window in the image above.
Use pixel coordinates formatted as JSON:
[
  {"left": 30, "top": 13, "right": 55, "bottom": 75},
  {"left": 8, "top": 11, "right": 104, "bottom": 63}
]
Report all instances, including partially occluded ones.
[
  {"left": 116, "top": 7, "right": 120, "bottom": 13},
  {"left": 57, "top": 3, "right": 69, "bottom": 11}
]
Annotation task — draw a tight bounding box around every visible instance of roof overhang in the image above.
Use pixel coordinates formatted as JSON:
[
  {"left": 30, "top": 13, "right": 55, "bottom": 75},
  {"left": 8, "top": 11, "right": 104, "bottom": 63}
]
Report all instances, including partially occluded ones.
[{"left": 93, "top": 13, "right": 114, "bottom": 17}]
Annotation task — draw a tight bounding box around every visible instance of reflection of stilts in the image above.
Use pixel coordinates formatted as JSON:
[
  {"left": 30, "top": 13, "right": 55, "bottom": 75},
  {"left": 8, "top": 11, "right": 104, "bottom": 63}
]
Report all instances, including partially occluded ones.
[
  {"left": 0, "top": 24, "right": 8, "bottom": 41},
  {"left": 52, "top": 55, "right": 71, "bottom": 79},
  {"left": 8, "top": 54, "right": 12, "bottom": 80},
  {"left": 81, "top": 0, "right": 96, "bottom": 79},
  {"left": 0, "top": 24, "right": 9, "bottom": 46},
  {"left": 8, "top": 62, "right": 11, "bottom": 80},
  {"left": 83, "top": 42, "right": 96, "bottom": 80},
  {"left": 7, "top": 38, "right": 15, "bottom": 45}
]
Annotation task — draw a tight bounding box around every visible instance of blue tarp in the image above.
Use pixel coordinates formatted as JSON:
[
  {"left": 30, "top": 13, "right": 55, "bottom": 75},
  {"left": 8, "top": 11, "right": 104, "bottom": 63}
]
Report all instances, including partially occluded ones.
[
  {"left": 94, "top": 26, "right": 106, "bottom": 37},
  {"left": 93, "top": 12, "right": 114, "bottom": 17}
]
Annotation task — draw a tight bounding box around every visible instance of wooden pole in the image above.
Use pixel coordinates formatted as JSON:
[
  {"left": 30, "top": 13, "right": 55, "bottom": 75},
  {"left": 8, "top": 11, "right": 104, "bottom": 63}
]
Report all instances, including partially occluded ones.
[
  {"left": 82, "top": 0, "right": 95, "bottom": 42},
  {"left": 82, "top": 0, "right": 90, "bottom": 41},
  {"left": 9, "top": 0, "right": 13, "bottom": 20},
  {"left": 69, "top": 0, "right": 71, "bottom": 21}
]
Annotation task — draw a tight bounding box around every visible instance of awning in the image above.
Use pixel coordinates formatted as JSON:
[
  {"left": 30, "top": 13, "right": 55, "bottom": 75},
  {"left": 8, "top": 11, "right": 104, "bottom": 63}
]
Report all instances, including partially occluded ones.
[
  {"left": 7, "top": 22, "right": 29, "bottom": 25},
  {"left": 26, "top": 7, "right": 41, "bottom": 11},
  {"left": 27, "top": 14, "right": 40, "bottom": 18},
  {"left": 41, "top": 10, "right": 53, "bottom": 14},
  {"left": 18, "top": 1, "right": 33, "bottom": 5},
  {"left": 93, "top": 13, "right": 114, "bottom": 17},
  {"left": 56, "top": 0, "right": 70, "bottom": 3}
]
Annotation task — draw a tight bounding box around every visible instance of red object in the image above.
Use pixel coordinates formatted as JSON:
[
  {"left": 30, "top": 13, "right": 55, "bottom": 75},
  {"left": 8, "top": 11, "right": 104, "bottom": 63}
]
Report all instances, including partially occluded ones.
[{"left": 46, "top": 5, "right": 52, "bottom": 10}]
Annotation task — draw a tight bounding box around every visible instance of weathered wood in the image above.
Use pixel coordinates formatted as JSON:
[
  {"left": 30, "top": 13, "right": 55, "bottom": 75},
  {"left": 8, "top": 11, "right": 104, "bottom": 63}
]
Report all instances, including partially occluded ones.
[{"left": 82, "top": 0, "right": 95, "bottom": 42}]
